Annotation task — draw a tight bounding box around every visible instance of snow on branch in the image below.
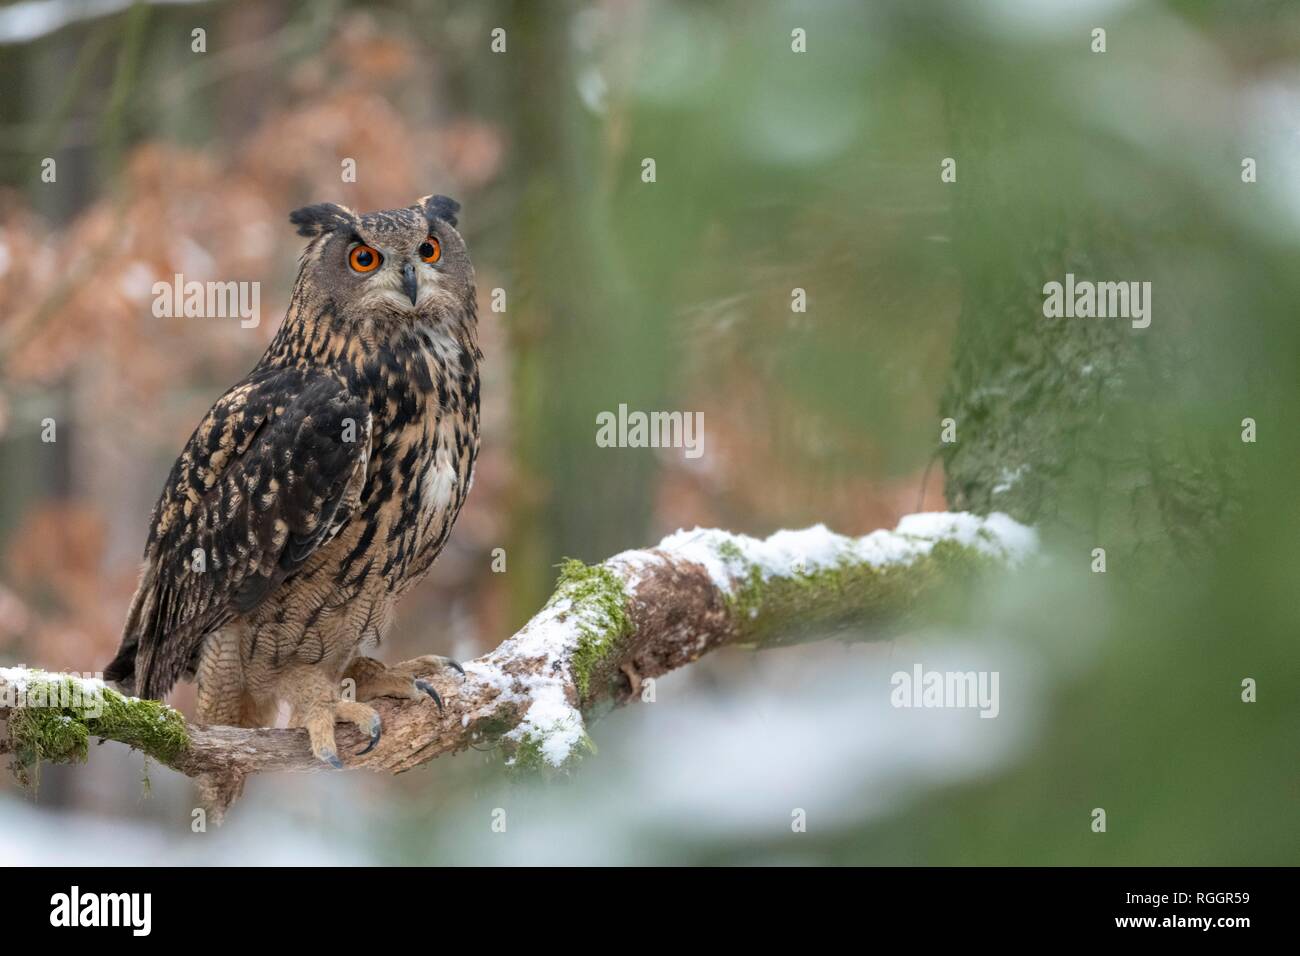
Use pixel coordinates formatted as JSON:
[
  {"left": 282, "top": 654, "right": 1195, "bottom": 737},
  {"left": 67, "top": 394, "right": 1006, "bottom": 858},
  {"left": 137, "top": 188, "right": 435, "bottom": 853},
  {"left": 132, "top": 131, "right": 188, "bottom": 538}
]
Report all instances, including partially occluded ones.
[{"left": 1, "top": 512, "right": 1035, "bottom": 812}]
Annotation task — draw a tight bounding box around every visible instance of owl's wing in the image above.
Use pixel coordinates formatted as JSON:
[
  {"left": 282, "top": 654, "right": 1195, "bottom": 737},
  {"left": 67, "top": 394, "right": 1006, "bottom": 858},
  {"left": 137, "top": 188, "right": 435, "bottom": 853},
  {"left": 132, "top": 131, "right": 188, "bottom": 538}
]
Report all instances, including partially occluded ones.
[{"left": 105, "top": 366, "right": 372, "bottom": 700}]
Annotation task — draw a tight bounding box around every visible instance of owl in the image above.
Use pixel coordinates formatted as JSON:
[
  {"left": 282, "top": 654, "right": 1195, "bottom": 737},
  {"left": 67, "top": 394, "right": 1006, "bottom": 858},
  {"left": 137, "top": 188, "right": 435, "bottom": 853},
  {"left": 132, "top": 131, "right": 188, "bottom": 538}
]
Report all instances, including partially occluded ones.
[{"left": 105, "top": 195, "right": 480, "bottom": 776}]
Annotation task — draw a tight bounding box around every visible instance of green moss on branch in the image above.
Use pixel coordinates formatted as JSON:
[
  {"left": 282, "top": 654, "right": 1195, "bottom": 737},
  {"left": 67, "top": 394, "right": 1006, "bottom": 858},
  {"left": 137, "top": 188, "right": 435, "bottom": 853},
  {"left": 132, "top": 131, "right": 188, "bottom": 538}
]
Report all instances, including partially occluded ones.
[
  {"left": 554, "top": 558, "right": 633, "bottom": 697},
  {"left": 5, "top": 672, "right": 190, "bottom": 786},
  {"left": 503, "top": 728, "right": 597, "bottom": 779},
  {"left": 727, "top": 538, "right": 1001, "bottom": 647}
]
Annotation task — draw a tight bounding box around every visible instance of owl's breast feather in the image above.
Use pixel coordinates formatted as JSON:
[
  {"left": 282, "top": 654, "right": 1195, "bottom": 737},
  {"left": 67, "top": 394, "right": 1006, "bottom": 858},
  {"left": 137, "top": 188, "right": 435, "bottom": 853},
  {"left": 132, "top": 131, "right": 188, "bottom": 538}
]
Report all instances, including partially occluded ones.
[{"left": 419, "top": 442, "right": 459, "bottom": 523}]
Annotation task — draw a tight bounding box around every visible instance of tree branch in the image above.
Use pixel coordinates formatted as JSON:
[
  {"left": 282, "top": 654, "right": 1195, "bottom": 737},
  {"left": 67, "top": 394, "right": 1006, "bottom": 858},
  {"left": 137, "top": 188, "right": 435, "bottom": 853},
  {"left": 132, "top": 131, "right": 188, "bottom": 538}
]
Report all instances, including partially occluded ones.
[{"left": 2, "top": 512, "right": 1035, "bottom": 808}]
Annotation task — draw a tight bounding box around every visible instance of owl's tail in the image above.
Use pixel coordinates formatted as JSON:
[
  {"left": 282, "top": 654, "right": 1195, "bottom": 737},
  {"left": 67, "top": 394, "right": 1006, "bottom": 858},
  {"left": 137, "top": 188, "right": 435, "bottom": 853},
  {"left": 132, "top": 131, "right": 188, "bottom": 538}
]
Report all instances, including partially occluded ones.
[
  {"left": 103, "top": 640, "right": 138, "bottom": 696},
  {"left": 103, "top": 569, "right": 155, "bottom": 696}
]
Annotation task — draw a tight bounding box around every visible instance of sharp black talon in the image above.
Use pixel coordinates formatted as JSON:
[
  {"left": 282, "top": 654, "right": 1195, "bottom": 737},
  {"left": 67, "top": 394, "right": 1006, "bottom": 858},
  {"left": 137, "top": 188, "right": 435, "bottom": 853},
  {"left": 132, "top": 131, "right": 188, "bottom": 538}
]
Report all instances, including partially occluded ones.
[
  {"left": 357, "top": 716, "right": 382, "bottom": 756},
  {"left": 449, "top": 659, "right": 465, "bottom": 677},
  {"left": 322, "top": 750, "right": 343, "bottom": 770},
  {"left": 416, "top": 679, "right": 444, "bottom": 712}
]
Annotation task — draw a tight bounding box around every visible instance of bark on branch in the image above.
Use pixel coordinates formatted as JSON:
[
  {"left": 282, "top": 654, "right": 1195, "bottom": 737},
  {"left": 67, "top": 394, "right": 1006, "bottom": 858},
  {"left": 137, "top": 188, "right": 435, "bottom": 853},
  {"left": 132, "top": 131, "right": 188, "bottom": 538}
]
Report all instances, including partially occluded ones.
[{"left": 2, "top": 512, "right": 1035, "bottom": 807}]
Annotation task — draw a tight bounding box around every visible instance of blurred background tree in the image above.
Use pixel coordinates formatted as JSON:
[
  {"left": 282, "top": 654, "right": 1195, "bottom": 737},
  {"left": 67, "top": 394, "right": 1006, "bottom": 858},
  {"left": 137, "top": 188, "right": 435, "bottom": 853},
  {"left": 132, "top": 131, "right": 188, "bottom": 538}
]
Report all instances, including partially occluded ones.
[{"left": 0, "top": 0, "right": 1295, "bottom": 864}]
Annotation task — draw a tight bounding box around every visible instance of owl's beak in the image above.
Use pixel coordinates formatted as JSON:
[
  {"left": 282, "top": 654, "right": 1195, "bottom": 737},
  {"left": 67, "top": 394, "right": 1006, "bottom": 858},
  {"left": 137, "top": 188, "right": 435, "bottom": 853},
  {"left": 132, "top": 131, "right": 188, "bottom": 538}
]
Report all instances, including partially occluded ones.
[{"left": 401, "top": 261, "right": 419, "bottom": 306}]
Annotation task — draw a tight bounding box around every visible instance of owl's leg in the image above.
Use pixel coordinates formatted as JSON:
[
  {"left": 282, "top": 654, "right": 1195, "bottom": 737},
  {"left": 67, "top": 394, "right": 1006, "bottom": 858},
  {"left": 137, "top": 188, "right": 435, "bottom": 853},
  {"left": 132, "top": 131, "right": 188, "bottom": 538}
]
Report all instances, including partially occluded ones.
[
  {"left": 343, "top": 654, "right": 464, "bottom": 711},
  {"left": 280, "top": 667, "right": 382, "bottom": 768},
  {"left": 195, "top": 628, "right": 246, "bottom": 726},
  {"left": 194, "top": 629, "right": 252, "bottom": 824}
]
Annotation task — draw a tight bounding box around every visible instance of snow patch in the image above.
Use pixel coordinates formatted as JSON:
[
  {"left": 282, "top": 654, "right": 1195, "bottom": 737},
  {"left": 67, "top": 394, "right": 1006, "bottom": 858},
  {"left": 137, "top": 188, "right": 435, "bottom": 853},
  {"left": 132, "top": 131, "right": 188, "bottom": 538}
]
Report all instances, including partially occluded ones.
[
  {"left": 992, "top": 465, "right": 1028, "bottom": 495},
  {"left": 460, "top": 597, "right": 592, "bottom": 768},
  {"left": 653, "top": 512, "right": 1037, "bottom": 593},
  {"left": 0, "top": 667, "right": 108, "bottom": 696}
]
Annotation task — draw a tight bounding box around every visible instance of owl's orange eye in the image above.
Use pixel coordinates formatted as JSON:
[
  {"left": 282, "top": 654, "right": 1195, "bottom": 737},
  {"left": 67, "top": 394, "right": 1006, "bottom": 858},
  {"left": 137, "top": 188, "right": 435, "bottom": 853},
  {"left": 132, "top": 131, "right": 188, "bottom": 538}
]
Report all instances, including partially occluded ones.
[
  {"left": 418, "top": 237, "right": 441, "bottom": 264},
  {"left": 349, "top": 244, "right": 381, "bottom": 273}
]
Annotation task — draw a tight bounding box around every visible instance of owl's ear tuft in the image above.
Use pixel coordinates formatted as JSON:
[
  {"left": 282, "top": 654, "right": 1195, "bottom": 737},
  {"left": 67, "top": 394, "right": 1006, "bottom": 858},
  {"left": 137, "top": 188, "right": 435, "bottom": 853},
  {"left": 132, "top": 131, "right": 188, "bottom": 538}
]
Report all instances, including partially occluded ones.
[
  {"left": 419, "top": 194, "right": 460, "bottom": 229},
  {"left": 289, "top": 202, "right": 356, "bottom": 238}
]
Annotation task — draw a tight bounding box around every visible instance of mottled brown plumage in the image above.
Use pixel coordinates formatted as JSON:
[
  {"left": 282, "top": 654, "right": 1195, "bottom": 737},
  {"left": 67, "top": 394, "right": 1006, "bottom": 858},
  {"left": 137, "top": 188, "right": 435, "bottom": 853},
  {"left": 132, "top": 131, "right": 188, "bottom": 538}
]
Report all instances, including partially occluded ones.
[{"left": 105, "top": 195, "right": 480, "bottom": 772}]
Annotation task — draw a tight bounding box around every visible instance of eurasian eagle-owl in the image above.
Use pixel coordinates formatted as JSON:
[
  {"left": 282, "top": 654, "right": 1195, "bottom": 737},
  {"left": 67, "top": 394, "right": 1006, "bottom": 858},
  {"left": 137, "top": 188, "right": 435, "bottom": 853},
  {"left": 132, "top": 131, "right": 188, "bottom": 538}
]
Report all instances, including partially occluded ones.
[{"left": 105, "top": 195, "right": 479, "bottom": 772}]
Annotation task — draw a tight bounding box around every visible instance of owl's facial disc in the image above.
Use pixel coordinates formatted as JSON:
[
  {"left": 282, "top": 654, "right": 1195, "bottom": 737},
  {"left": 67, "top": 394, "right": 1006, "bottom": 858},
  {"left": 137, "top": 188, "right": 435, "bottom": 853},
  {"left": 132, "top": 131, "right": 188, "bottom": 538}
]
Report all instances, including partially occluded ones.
[
  {"left": 306, "top": 200, "right": 470, "bottom": 327},
  {"left": 344, "top": 237, "right": 444, "bottom": 316}
]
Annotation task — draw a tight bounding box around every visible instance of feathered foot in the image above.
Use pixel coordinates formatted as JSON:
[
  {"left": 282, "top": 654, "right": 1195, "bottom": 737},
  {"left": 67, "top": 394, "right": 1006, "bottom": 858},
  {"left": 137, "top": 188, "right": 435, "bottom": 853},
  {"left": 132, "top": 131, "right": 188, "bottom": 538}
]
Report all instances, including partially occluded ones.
[
  {"left": 343, "top": 654, "right": 464, "bottom": 711},
  {"left": 281, "top": 669, "right": 382, "bottom": 768}
]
